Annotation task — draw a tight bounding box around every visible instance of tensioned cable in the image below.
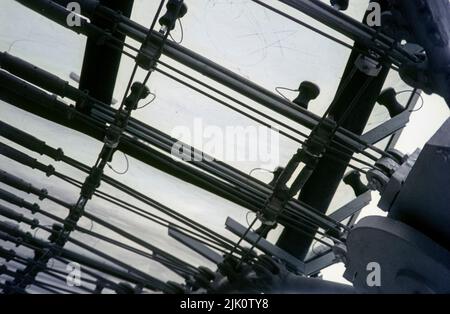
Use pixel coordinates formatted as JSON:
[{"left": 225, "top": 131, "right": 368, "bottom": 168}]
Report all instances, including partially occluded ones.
[
  {"left": 0, "top": 200, "right": 179, "bottom": 285},
  {"left": 54, "top": 171, "right": 245, "bottom": 255},
  {"left": 60, "top": 127, "right": 348, "bottom": 233},
  {"left": 51, "top": 256, "right": 129, "bottom": 291},
  {"left": 231, "top": 74, "right": 374, "bottom": 266},
  {"left": 264, "top": 207, "right": 341, "bottom": 245},
  {"left": 154, "top": 58, "right": 384, "bottom": 164},
  {"left": 51, "top": 149, "right": 249, "bottom": 255},
  {"left": 0, "top": 232, "right": 160, "bottom": 291},
  {"left": 100, "top": 26, "right": 392, "bottom": 164},
  {"left": 2, "top": 3, "right": 404, "bottom": 280},
  {"left": 263, "top": 0, "right": 420, "bottom": 64},
  {"left": 2, "top": 254, "right": 93, "bottom": 290},
  {"left": 40, "top": 190, "right": 211, "bottom": 268},
  {"left": 229, "top": 65, "right": 365, "bottom": 257},
  {"left": 121, "top": 36, "right": 386, "bottom": 164},
  {"left": 250, "top": 0, "right": 403, "bottom": 70},
  {"left": 68, "top": 5, "right": 397, "bottom": 163},
  {"left": 55, "top": 162, "right": 332, "bottom": 252},
  {"left": 8, "top": 0, "right": 171, "bottom": 291},
  {"left": 0, "top": 105, "right": 348, "bottom": 250},
  {"left": 154, "top": 64, "right": 377, "bottom": 173},
  {"left": 1, "top": 195, "right": 199, "bottom": 276},
  {"left": 86, "top": 26, "right": 395, "bottom": 180},
  {"left": 0, "top": 264, "right": 80, "bottom": 294},
  {"left": 32, "top": 280, "right": 83, "bottom": 294},
  {"left": 6, "top": 252, "right": 129, "bottom": 292},
  {"left": 0, "top": 135, "right": 342, "bottom": 255}
]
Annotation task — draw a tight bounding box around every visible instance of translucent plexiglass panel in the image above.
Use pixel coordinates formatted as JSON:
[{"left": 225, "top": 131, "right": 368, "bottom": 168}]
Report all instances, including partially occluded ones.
[{"left": 0, "top": 0, "right": 417, "bottom": 291}]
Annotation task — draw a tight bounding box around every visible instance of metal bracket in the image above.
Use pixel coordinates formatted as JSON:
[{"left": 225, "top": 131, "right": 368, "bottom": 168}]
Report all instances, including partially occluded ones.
[
  {"left": 329, "top": 190, "right": 372, "bottom": 223},
  {"left": 377, "top": 149, "right": 420, "bottom": 211},
  {"left": 361, "top": 110, "right": 411, "bottom": 145},
  {"left": 225, "top": 217, "right": 306, "bottom": 274},
  {"left": 168, "top": 225, "right": 223, "bottom": 265}
]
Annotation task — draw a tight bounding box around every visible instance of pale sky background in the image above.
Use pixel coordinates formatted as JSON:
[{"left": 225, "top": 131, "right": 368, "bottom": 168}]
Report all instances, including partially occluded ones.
[{"left": 0, "top": 0, "right": 449, "bottom": 291}]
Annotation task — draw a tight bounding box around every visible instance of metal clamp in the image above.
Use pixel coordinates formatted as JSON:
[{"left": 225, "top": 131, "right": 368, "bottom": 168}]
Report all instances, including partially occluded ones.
[{"left": 355, "top": 54, "right": 382, "bottom": 77}]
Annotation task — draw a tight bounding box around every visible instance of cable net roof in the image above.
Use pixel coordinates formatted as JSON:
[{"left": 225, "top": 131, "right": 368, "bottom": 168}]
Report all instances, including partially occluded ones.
[{"left": 0, "top": 0, "right": 416, "bottom": 293}]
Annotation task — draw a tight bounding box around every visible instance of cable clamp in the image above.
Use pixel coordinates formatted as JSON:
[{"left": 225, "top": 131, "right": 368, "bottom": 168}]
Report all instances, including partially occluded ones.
[
  {"left": 104, "top": 124, "right": 122, "bottom": 149},
  {"left": 136, "top": 38, "right": 160, "bottom": 71}
]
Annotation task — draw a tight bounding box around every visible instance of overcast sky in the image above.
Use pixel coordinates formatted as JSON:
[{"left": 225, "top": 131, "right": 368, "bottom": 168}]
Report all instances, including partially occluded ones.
[{"left": 0, "top": 0, "right": 449, "bottom": 289}]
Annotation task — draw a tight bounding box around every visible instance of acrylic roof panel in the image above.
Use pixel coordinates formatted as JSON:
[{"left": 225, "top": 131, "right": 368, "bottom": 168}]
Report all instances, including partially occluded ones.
[{"left": 0, "top": 0, "right": 414, "bottom": 292}]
